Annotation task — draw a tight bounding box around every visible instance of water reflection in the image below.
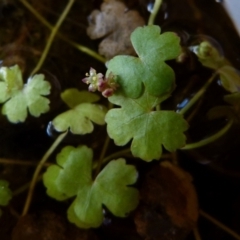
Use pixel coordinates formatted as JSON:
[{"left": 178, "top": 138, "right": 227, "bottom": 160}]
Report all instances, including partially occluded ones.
[
  {"left": 147, "top": 1, "right": 154, "bottom": 13},
  {"left": 189, "top": 35, "right": 224, "bottom": 57},
  {"left": 176, "top": 98, "right": 189, "bottom": 112},
  {"left": 46, "top": 121, "right": 55, "bottom": 138},
  {"left": 164, "top": 12, "right": 168, "bottom": 19}
]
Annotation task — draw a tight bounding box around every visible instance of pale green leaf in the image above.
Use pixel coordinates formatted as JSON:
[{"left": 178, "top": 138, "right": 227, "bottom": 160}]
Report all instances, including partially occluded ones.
[
  {"left": 0, "top": 65, "right": 23, "bottom": 103},
  {"left": 52, "top": 103, "right": 107, "bottom": 134},
  {"left": 0, "top": 81, "right": 10, "bottom": 103},
  {"left": 43, "top": 145, "right": 139, "bottom": 228},
  {"left": 0, "top": 65, "right": 51, "bottom": 123},
  {"left": 61, "top": 89, "right": 100, "bottom": 108},
  {"left": 2, "top": 91, "right": 28, "bottom": 122},
  {"left": 105, "top": 90, "right": 188, "bottom": 161},
  {"left": 67, "top": 201, "right": 92, "bottom": 229},
  {"left": 107, "top": 25, "right": 181, "bottom": 98},
  {"left": 0, "top": 65, "right": 23, "bottom": 94},
  {"left": 43, "top": 146, "right": 93, "bottom": 200}
]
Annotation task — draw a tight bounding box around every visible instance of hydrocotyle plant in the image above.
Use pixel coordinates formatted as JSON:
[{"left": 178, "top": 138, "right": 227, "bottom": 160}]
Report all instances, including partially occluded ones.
[{"left": 1, "top": 0, "right": 240, "bottom": 239}]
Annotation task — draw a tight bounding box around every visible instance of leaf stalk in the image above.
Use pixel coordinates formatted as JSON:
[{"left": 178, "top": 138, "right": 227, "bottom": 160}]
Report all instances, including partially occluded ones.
[
  {"left": 0, "top": 158, "right": 51, "bottom": 167},
  {"left": 94, "top": 136, "right": 110, "bottom": 177},
  {"left": 179, "top": 72, "right": 217, "bottom": 116},
  {"left": 148, "top": 0, "right": 163, "bottom": 25},
  {"left": 182, "top": 119, "right": 233, "bottom": 150},
  {"left": 22, "top": 131, "right": 67, "bottom": 216},
  {"left": 30, "top": 0, "right": 75, "bottom": 76},
  {"left": 200, "top": 210, "right": 240, "bottom": 240},
  {"left": 93, "top": 148, "right": 131, "bottom": 170}
]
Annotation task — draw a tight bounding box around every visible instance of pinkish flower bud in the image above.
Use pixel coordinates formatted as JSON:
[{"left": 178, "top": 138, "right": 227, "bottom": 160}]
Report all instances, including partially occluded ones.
[
  {"left": 97, "top": 79, "right": 107, "bottom": 91},
  {"left": 102, "top": 88, "right": 114, "bottom": 98}
]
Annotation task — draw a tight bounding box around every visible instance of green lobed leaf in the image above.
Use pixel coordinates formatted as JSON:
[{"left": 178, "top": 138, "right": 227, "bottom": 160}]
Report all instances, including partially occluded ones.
[
  {"left": 0, "top": 65, "right": 51, "bottom": 123},
  {"left": 2, "top": 92, "right": 28, "bottom": 122},
  {"left": 105, "top": 90, "right": 188, "bottom": 161},
  {"left": 52, "top": 102, "right": 107, "bottom": 134},
  {"left": 43, "top": 146, "right": 93, "bottom": 201},
  {"left": 107, "top": 25, "right": 181, "bottom": 98},
  {"left": 43, "top": 145, "right": 139, "bottom": 228},
  {"left": 24, "top": 74, "right": 51, "bottom": 116},
  {"left": 0, "top": 65, "right": 23, "bottom": 103},
  {"left": 61, "top": 89, "right": 100, "bottom": 108}
]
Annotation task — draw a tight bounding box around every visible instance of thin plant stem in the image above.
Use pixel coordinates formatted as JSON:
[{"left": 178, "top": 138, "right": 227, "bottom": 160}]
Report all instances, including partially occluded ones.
[
  {"left": 181, "top": 119, "right": 233, "bottom": 150},
  {"left": 30, "top": 0, "right": 75, "bottom": 76},
  {"left": 193, "top": 227, "right": 202, "bottom": 240},
  {"left": 22, "top": 131, "right": 68, "bottom": 216},
  {"left": 94, "top": 102, "right": 113, "bottom": 175},
  {"left": 94, "top": 136, "right": 110, "bottom": 177},
  {"left": 93, "top": 148, "right": 131, "bottom": 170},
  {"left": 200, "top": 210, "right": 240, "bottom": 240},
  {"left": 92, "top": 149, "right": 173, "bottom": 170},
  {"left": 94, "top": 101, "right": 114, "bottom": 175},
  {"left": 0, "top": 158, "right": 51, "bottom": 167},
  {"left": 19, "top": 0, "right": 52, "bottom": 29},
  {"left": 8, "top": 205, "right": 20, "bottom": 219},
  {"left": 62, "top": 38, "right": 106, "bottom": 63},
  {"left": 19, "top": 0, "right": 105, "bottom": 63},
  {"left": 12, "top": 175, "right": 43, "bottom": 197},
  {"left": 148, "top": 0, "right": 163, "bottom": 25},
  {"left": 179, "top": 73, "right": 217, "bottom": 116}
]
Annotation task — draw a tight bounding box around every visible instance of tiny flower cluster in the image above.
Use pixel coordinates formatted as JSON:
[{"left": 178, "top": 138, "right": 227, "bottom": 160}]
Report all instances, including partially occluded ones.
[{"left": 82, "top": 68, "right": 118, "bottom": 97}]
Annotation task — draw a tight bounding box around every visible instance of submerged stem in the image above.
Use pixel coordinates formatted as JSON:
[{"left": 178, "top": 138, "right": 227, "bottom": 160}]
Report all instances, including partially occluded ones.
[
  {"left": 193, "top": 227, "right": 202, "bottom": 240},
  {"left": 0, "top": 158, "right": 51, "bottom": 167},
  {"left": 30, "top": 0, "right": 75, "bottom": 76},
  {"left": 22, "top": 131, "right": 67, "bottom": 216},
  {"left": 148, "top": 0, "right": 163, "bottom": 25},
  {"left": 200, "top": 210, "right": 240, "bottom": 240},
  {"left": 13, "top": 175, "right": 42, "bottom": 197},
  {"left": 20, "top": 0, "right": 105, "bottom": 63},
  {"left": 179, "top": 73, "right": 217, "bottom": 116},
  {"left": 64, "top": 39, "right": 106, "bottom": 63},
  {"left": 182, "top": 119, "right": 233, "bottom": 150}
]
